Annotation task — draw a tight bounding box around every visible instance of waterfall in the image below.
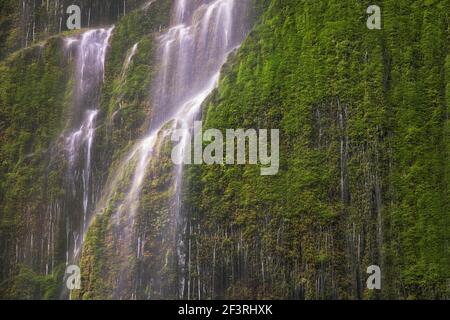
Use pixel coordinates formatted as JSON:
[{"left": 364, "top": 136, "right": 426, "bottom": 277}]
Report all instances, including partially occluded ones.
[
  {"left": 151, "top": 0, "right": 250, "bottom": 231},
  {"left": 121, "top": 43, "right": 139, "bottom": 79},
  {"left": 64, "top": 27, "right": 114, "bottom": 265},
  {"left": 66, "top": 110, "right": 99, "bottom": 231},
  {"left": 85, "top": 0, "right": 250, "bottom": 299},
  {"left": 150, "top": 0, "right": 243, "bottom": 129}
]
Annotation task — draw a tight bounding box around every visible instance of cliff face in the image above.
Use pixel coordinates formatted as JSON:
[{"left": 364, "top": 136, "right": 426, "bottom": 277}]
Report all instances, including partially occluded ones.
[
  {"left": 0, "top": 0, "right": 449, "bottom": 300},
  {"left": 185, "top": 0, "right": 450, "bottom": 299},
  {"left": 0, "top": 0, "right": 149, "bottom": 59},
  {"left": 0, "top": 35, "right": 73, "bottom": 299},
  {"left": 0, "top": 0, "right": 172, "bottom": 299}
]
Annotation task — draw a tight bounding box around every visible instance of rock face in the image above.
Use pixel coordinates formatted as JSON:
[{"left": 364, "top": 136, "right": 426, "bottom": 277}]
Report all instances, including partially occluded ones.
[
  {"left": 77, "top": 0, "right": 253, "bottom": 300},
  {"left": 0, "top": 0, "right": 449, "bottom": 300},
  {"left": 184, "top": 0, "right": 449, "bottom": 300},
  {"left": 0, "top": 0, "right": 172, "bottom": 299},
  {"left": 0, "top": 0, "right": 149, "bottom": 59}
]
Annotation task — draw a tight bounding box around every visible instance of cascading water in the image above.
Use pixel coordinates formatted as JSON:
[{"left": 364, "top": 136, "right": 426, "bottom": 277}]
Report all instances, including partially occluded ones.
[
  {"left": 121, "top": 43, "right": 139, "bottom": 79},
  {"left": 150, "top": 0, "right": 245, "bottom": 129},
  {"left": 66, "top": 110, "right": 98, "bottom": 232},
  {"left": 64, "top": 27, "right": 113, "bottom": 265},
  {"left": 154, "top": 0, "right": 250, "bottom": 236},
  {"left": 88, "top": 0, "right": 250, "bottom": 299}
]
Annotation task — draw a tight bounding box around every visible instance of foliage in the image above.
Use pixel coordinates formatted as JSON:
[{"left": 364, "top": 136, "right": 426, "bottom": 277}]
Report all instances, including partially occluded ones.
[{"left": 184, "top": 0, "right": 450, "bottom": 299}]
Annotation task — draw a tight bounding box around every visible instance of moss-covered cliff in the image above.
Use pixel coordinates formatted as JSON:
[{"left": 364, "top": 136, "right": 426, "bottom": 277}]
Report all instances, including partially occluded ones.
[
  {"left": 0, "top": 0, "right": 172, "bottom": 299},
  {"left": 0, "top": 0, "right": 149, "bottom": 59},
  {"left": 0, "top": 34, "right": 76, "bottom": 299},
  {"left": 0, "top": 0, "right": 448, "bottom": 300},
  {"left": 184, "top": 0, "right": 449, "bottom": 299}
]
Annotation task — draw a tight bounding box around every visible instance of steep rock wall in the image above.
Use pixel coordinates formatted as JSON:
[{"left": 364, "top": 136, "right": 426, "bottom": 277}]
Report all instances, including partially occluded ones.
[{"left": 185, "top": 0, "right": 450, "bottom": 299}]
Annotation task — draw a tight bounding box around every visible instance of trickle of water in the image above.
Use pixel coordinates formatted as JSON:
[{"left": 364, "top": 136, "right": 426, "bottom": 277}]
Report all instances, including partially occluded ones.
[
  {"left": 174, "top": 0, "right": 187, "bottom": 23},
  {"left": 98, "top": 0, "right": 251, "bottom": 299},
  {"left": 66, "top": 109, "right": 98, "bottom": 232},
  {"left": 115, "top": 134, "right": 158, "bottom": 223},
  {"left": 121, "top": 43, "right": 139, "bottom": 79},
  {"left": 77, "top": 28, "right": 114, "bottom": 106},
  {"left": 64, "top": 27, "right": 114, "bottom": 267},
  {"left": 150, "top": 0, "right": 242, "bottom": 130}
]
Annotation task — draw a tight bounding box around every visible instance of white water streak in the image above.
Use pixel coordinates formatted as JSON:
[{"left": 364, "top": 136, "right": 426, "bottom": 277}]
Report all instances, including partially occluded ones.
[
  {"left": 91, "top": 0, "right": 249, "bottom": 298},
  {"left": 65, "top": 27, "right": 114, "bottom": 261}
]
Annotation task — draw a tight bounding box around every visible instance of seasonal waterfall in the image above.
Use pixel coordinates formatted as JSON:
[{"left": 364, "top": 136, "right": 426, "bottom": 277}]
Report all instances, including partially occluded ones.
[
  {"left": 79, "top": 0, "right": 251, "bottom": 299},
  {"left": 64, "top": 27, "right": 113, "bottom": 267},
  {"left": 1, "top": 0, "right": 449, "bottom": 302}
]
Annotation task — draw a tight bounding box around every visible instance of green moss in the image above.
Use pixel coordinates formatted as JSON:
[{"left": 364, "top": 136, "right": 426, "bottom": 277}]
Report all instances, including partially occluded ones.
[
  {"left": 185, "top": 0, "right": 450, "bottom": 299},
  {"left": 1, "top": 264, "right": 64, "bottom": 300},
  {"left": 0, "top": 35, "right": 74, "bottom": 298},
  {"left": 77, "top": 128, "right": 177, "bottom": 299},
  {"left": 1, "top": 0, "right": 448, "bottom": 300}
]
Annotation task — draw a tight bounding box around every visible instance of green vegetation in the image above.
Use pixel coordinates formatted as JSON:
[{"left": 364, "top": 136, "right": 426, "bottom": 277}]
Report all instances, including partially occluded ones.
[
  {"left": 184, "top": 0, "right": 449, "bottom": 299},
  {"left": 94, "top": 1, "right": 172, "bottom": 174},
  {"left": 77, "top": 128, "right": 177, "bottom": 299},
  {"left": 0, "top": 1, "right": 173, "bottom": 299},
  {"left": 0, "top": 0, "right": 151, "bottom": 59},
  {"left": 4, "top": 264, "right": 64, "bottom": 299},
  {"left": 0, "top": 36, "right": 73, "bottom": 299},
  {"left": 75, "top": 2, "right": 174, "bottom": 299},
  {"left": 0, "top": 0, "right": 19, "bottom": 59},
  {"left": 0, "top": 0, "right": 448, "bottom": 300}
]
